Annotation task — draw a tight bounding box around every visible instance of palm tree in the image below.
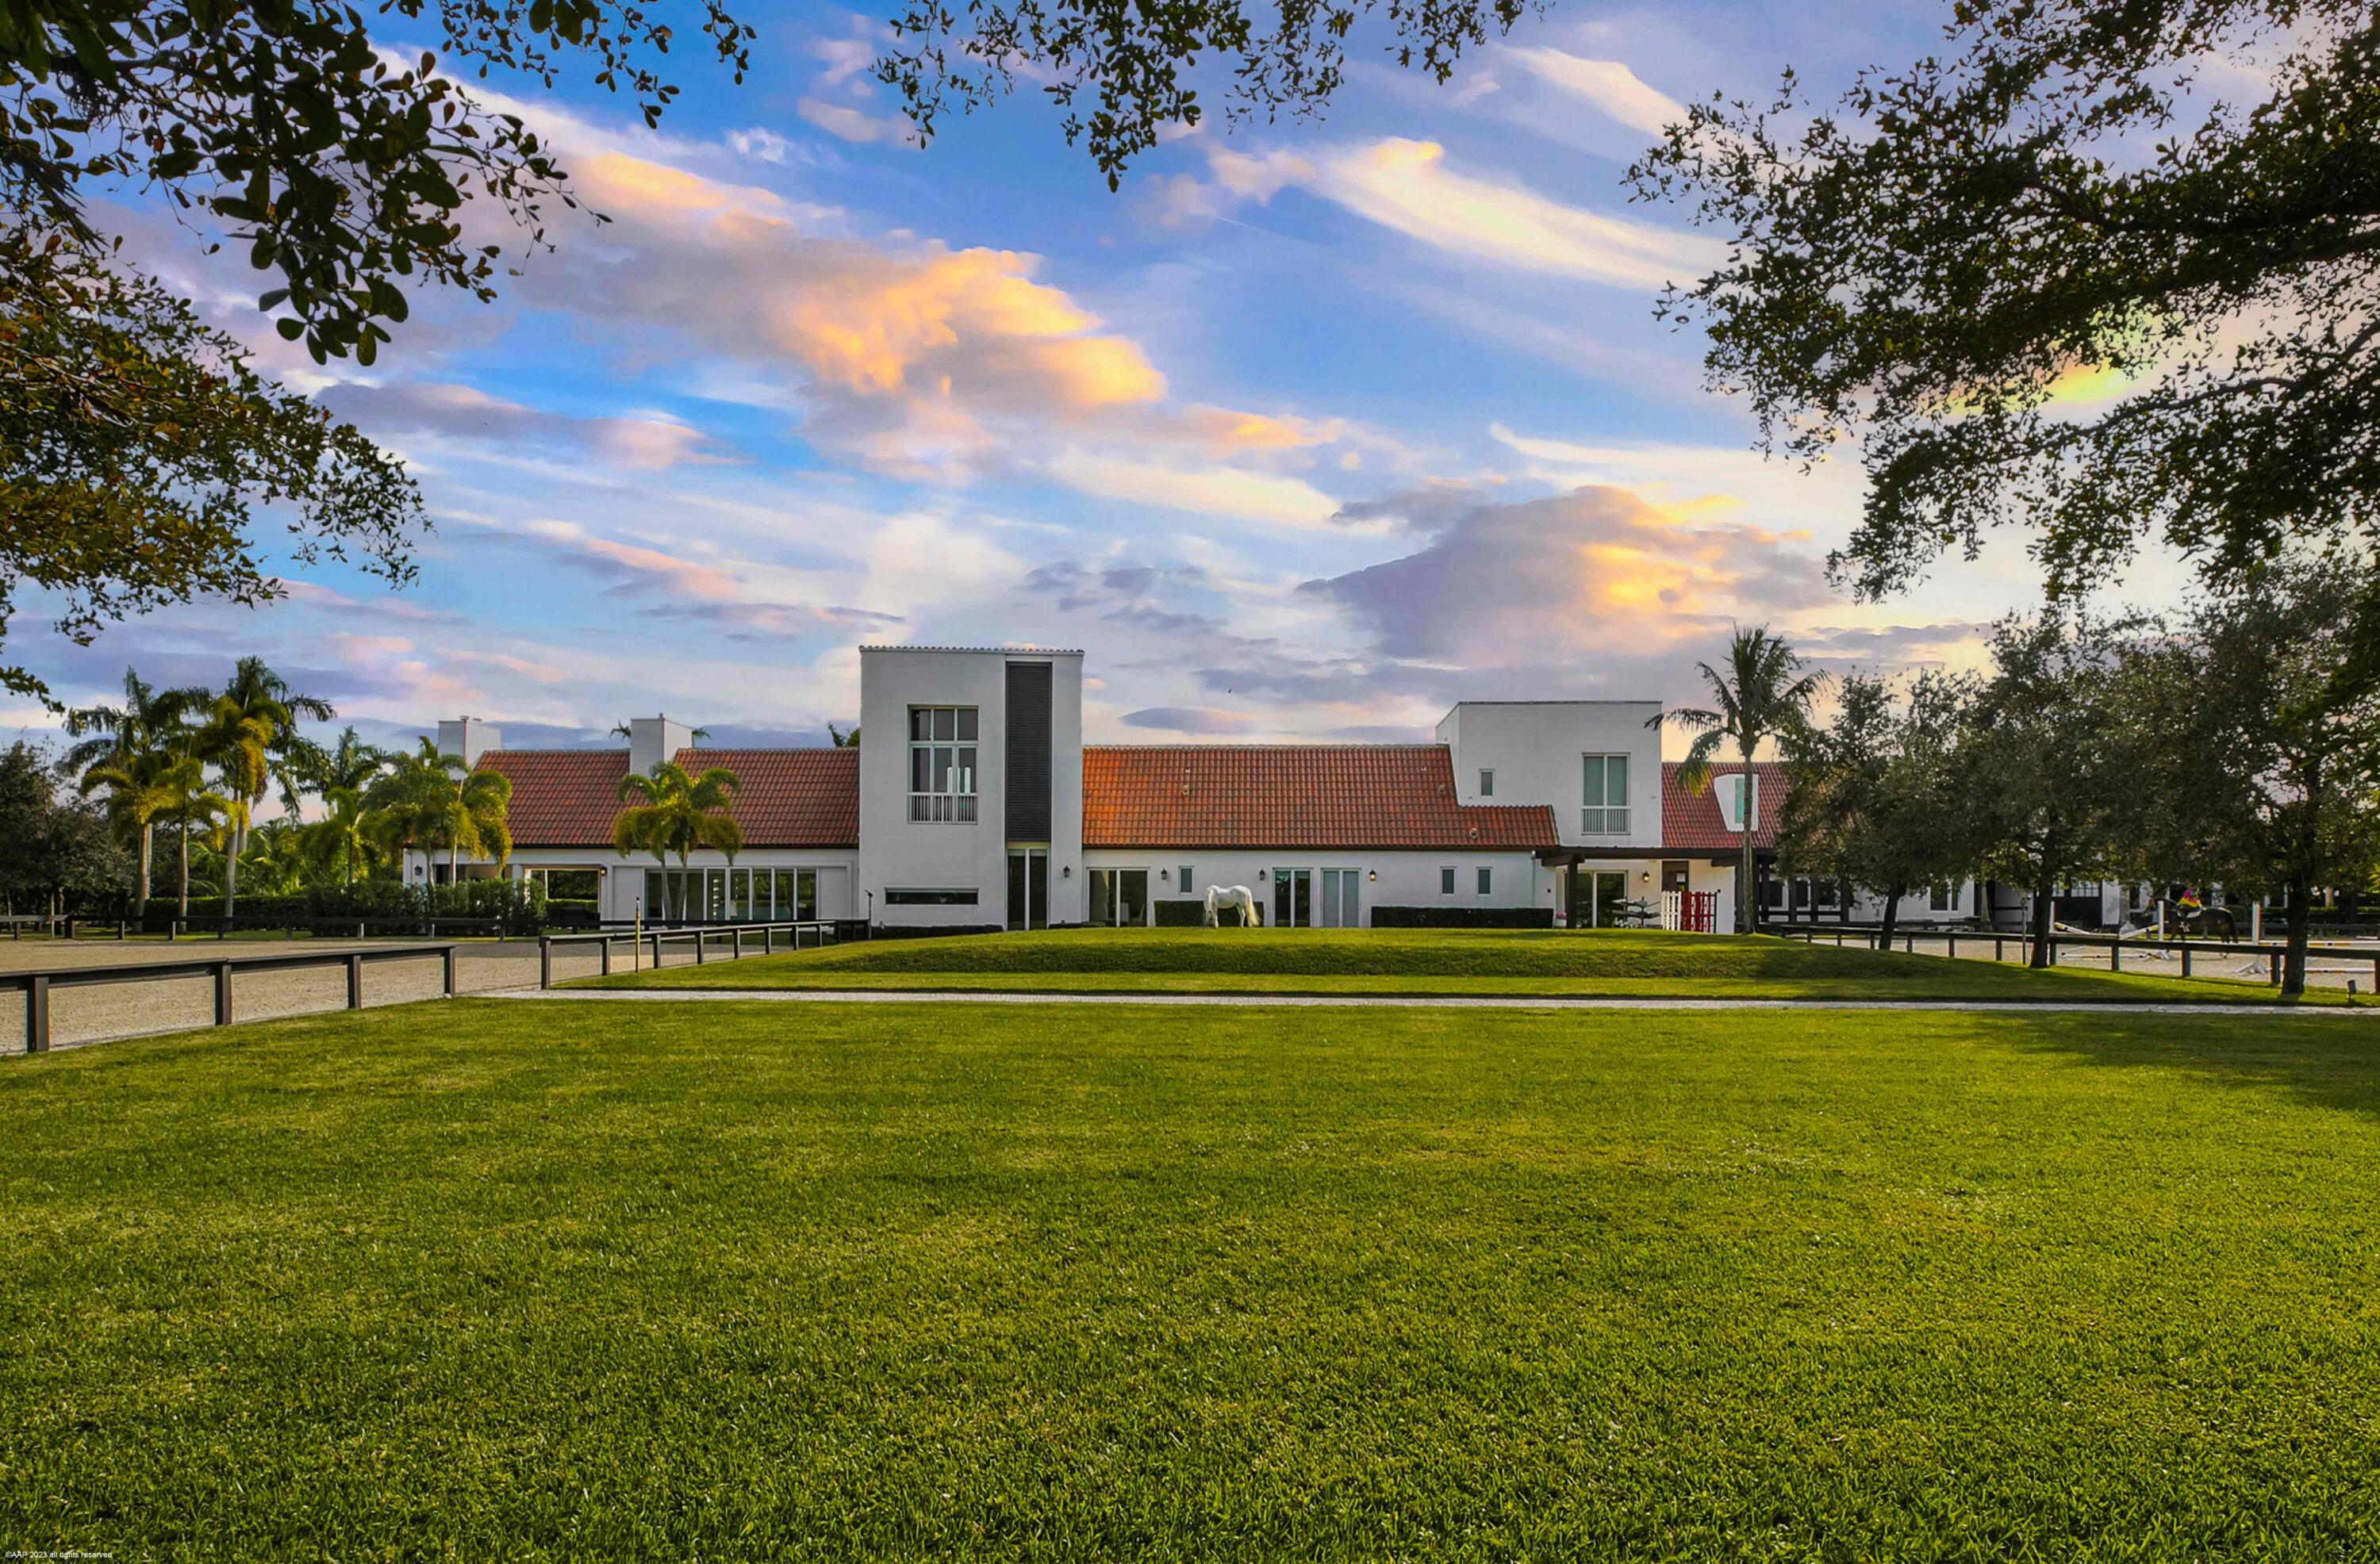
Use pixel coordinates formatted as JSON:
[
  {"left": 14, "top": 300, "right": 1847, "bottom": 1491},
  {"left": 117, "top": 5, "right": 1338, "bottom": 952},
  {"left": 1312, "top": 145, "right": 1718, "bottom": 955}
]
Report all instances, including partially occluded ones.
[
  {"left": 612, "top": 761, "right": 742, "bottom": 921},
  {"left": 159, "top": 757, "right": 232, "bottom": 919},
  {"left": 302, "top": 785, "right": 383, "bottom": 886},
  {"left": 827, "top": 723, "right": 859, "bottom": 747},
  {"left": 307, "top": 726, "right": 392, "bottom": 799},
  {"left": 372, "top": 739, "right": 512, "bottom": 884},
  {"left": 76, "top": 749, "right": 179, "bottom": 917},
  {"left": 193, "top": 694, "right": 277, "bottom": 915},
  {"left": 223, "top": 657, "right": 337, "bottom": 819},
  {"left": 236, "top": 818, "right": 311, "bottom": 899},
  {"left": 1650, "top": 627, "right": 1823, "bottom": 934},
  {"left": 62, "top": 667, "right": 205, "bottom": 908}
]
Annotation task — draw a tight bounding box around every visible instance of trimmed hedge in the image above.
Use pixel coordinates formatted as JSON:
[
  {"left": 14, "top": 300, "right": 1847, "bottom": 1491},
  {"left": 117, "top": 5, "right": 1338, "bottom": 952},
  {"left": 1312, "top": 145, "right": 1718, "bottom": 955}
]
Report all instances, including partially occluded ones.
[
  {"left": 140, "top": 879, "right": 549, "bottom": 933},
  {"left": 1369, "top": 905, "right": 1554, "bottom": 930}
]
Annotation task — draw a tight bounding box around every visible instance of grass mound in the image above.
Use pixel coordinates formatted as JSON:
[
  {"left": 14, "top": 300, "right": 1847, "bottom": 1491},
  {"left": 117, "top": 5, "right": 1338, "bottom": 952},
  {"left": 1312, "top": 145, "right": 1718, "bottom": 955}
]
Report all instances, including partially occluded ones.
[
  {"left": 4, "top": 999, "right": 2378, "bottom": 1556},
  {"left": 583, "top": 926, "right": 2317, "bottom": 1002}
]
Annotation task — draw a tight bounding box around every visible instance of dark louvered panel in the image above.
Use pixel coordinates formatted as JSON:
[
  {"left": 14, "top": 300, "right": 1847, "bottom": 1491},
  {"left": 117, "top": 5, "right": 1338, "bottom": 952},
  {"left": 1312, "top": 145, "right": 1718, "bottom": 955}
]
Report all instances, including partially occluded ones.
[{"left": 1005, "top": 661, "right": 1053, "bottom": 842}]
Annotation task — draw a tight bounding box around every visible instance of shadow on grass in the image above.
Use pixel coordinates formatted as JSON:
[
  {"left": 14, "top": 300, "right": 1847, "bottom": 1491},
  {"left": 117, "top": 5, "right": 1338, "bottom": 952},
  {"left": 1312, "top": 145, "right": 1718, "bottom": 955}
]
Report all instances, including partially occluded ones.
[{"left": 1980, "top": 1008, "right": 2380, "bottom": 1120}]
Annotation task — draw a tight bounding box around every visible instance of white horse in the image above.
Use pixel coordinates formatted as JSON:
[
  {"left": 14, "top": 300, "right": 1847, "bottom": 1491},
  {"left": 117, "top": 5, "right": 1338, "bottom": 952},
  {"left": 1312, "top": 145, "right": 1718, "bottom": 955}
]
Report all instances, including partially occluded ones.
[{"left": 1203, "top": 884, "right": 1264, "bottom": 928}]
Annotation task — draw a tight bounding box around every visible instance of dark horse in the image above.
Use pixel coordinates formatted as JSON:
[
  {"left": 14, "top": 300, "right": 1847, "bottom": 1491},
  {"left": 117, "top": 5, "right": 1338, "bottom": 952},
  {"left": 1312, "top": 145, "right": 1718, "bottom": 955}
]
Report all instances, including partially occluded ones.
[{"left": 2121, "top": 899, "right": 2238, "bottom": 940}]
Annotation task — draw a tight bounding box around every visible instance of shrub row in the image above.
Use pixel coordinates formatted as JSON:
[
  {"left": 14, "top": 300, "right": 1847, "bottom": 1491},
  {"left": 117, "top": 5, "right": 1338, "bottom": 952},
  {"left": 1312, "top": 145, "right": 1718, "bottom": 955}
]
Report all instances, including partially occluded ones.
[
  {"left": 134, "top": 880, "right": 549, "bottom": 932},
  {"left": 1369, "top": 905, "right": 1554, "bottom": 930}
]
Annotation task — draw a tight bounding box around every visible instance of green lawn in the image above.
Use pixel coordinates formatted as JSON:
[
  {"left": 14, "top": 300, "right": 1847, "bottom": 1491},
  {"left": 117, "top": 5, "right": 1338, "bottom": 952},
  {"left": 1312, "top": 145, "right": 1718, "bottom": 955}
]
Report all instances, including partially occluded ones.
[
  {"left": 6, "top": 999, "right": 2380, "bottom": 1558},
  {"left": 582, "top": 926, "right": 2328, "bottom": 1003}
]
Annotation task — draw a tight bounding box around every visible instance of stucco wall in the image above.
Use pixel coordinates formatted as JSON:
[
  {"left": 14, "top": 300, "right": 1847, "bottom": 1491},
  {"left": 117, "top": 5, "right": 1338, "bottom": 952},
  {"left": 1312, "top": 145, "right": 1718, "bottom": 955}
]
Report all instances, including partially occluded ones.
[
  {"left": 1082, "top": 849, "right": 1548, "bottom": 926},
  {"left": 857, "top": 647, "right": 1085, "bottom": 928},
  {"left": 1434, "top": 701, "right": 1664, "bottom": 852}
]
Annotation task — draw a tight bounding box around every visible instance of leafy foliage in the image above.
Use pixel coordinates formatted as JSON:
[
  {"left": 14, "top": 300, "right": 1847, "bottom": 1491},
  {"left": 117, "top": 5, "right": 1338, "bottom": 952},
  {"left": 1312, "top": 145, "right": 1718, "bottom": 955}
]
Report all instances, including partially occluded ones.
[
  {"left": 0, "top": 740, "right": 130, "bottom": 910},
  {"left": 2116, "top": 558, "right": 2380, "bottom": 991},
  {"left": 367, "top": 739, "right": 513, "bottom": 876},
  {"left": 877, "top": 0, "right": 1532, "bottom": 185},
  {"left": 2, "top": 0, "right": 753, "bottom": 362},
  {"left": 1631, "top": 0, "right": 2380, "bottom": 604},
  {"left": 1779, "top": 671, "right": 1973, "bottom": 940},
  {"left": 2, "top": 0, "right": 752, "bottom": 698},
  {"left": 0, "top": 239, "right": 419, "bottom": 701}
]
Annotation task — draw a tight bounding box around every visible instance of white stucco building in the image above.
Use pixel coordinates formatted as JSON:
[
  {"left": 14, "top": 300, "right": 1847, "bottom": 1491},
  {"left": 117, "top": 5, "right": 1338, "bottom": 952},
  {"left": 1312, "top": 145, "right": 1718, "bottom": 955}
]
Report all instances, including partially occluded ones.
[{"left": 410, "top": 643, "right": 1814, "bottom": 932}]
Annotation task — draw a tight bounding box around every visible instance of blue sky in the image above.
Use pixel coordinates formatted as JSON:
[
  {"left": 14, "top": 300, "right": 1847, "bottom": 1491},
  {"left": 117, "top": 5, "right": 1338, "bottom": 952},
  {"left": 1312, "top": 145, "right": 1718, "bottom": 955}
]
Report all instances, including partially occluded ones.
[{"left": 9, "top": 0, "right": 2210, "bottom": 757}]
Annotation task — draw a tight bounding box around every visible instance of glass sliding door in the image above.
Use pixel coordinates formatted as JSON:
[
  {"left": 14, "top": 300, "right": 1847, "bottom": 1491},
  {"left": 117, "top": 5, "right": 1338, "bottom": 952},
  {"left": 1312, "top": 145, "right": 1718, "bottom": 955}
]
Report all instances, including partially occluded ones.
[
  {"left": 1088, "top": 868, "right": 1151, "bottom": 926},
  {"left": 1273, "top": 868, "right": 1313, "bottom": 928},
  {"left": 1006, "top": 850, "right": 1046, "bottom": 930},
  {"left": 1319, "top": 868, "right": 1361, "bottom": 928}
]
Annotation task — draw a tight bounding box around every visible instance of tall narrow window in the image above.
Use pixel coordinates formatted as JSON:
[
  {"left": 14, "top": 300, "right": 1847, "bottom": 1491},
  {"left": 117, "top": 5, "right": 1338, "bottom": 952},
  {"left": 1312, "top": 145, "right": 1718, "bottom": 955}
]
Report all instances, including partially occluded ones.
[
  {"left": 907, "top": 706, "right": 979, "bottom": 822},
  {"left": 1479, "top": 769, "right": 1494, "bottom": 798},
  {"left": 1582, "top": 753, "right": 1631, "bottom": 834},
  {"left": 1179, "top": 864, "right": 1195, "bottom": 894},
  {"left": 1716, "top": 773, "right": 1756, "bottom": 833},
  {"left": 1477, "top": 867, "right": 1493, "bottom": 896},
  {"left": 1440, "top": 866, "right": 1456, "bottom": 895}
]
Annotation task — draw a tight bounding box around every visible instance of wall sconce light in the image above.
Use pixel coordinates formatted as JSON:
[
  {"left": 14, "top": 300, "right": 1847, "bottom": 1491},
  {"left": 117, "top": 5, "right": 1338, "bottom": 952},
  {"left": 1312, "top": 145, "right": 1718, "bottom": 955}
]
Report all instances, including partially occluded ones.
[
  {"left": 1257, "top": 868, "right": 1268, "bottom": 880},
  {"left": 1160, "top": 868, "right": 1169, "bottom": 880},
  {"left": 1061, "top": 864, "right": 1072, "bottom": 878},
  {"left": 1641, "top": 870, "right": 1653, "bottom": 883},
  {"left": 1368, "top": 869, "right": 1377, "bottom": 881}
]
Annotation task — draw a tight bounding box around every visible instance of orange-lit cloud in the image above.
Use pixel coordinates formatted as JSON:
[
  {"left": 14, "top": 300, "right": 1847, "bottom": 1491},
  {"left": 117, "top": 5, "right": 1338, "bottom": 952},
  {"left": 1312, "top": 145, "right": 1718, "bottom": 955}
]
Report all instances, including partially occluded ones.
[{"left": 1308, "top": 483, "right": 1834, "bottom": 663}]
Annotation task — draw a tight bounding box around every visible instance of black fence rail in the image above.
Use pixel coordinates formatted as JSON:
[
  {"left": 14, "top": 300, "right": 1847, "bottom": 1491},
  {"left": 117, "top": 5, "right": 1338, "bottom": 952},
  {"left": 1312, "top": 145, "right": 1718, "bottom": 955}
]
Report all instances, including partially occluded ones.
[
  {"left": 9, "top": 944, "right": 463, "bottom": 1055},
  {"left": 1767, "top": 923, "right": 2380, "bottom": 987},
  {"left": 536, "top": 921, "right": 839, "bottom": 988},
  {"left": 10, "top": 914, "right": 516, "bottom": 941}
]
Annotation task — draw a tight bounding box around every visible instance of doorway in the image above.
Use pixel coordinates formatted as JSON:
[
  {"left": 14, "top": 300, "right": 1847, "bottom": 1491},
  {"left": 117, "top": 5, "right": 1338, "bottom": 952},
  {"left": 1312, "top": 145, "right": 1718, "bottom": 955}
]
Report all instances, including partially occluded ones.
[
  {"left": 1088, "top": 868, "right": 1150, "bottom": 926},
  {"left": 1572, "top": 869, "right": 1630, "bottom": 928},
  {"left": 1319, "top": 868, "right": 1361, "bottom": 928},
  {"left": 1006, "top": 849, "right": 1047, "bottom": 930},
  {"left": 1272, "top": 868, "right": 1313, "bottom": 928}
]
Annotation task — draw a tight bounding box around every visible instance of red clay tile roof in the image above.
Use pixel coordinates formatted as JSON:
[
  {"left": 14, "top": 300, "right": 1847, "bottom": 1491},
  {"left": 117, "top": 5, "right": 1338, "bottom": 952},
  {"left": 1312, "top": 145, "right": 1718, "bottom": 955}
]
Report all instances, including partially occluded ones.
[
  {"left": 474, "top": 747, "right": 858, "bottom": 849},
  {"left": 1083, "top": 744, "right": 1560, "bottom": 850},
  {"left": 678, "top": 748, "right": 858, "bottom": 847},
  {"left": 474, "top": 749, "right": 629, "bottom": 848},
  {"left": 1660, "top": 761, "right": 1787, "bottom": 852}
]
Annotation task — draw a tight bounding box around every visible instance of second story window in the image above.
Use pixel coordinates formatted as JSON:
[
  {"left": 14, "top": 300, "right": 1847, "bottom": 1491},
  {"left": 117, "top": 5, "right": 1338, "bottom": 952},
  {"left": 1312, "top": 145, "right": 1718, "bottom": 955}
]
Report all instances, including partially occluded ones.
[
  {"left": 1716, "top": 772, "right": 1756, "bottom": 834},
  {"left": 1479, "top": 768, "right": 1494, "bottom": 797},
  {"left": 908, "top": 706, "right": 979, "bottom": 822},
  {"left": 1581, "top": 753, "right": 1630, "bottom": 834}
]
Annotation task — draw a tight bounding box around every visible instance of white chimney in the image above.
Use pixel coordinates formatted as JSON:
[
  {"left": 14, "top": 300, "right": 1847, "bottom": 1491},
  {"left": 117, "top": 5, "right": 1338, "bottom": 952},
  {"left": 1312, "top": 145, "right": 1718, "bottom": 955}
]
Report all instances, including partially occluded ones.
[
  {"left": 436, "top": 716, "right": 501, "bottom": 770},
  {"left": 626, "top": 715, "right": 694, "bottom": 779}
]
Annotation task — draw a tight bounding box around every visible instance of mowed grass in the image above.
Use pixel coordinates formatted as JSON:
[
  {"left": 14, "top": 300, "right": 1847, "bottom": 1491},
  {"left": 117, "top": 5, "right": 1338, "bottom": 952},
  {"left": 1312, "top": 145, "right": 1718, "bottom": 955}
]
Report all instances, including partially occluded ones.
[
  {"left": 584, "top": 926, "right": 2326, "bottom": 1003},
  {"left": 7, "top": 999, "right": 2380, "bottom": 1558}
]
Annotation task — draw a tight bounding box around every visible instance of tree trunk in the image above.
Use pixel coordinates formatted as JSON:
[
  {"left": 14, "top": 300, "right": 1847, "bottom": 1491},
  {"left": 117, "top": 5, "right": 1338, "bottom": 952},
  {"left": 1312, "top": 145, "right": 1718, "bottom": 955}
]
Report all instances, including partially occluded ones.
[
  {"left": 2283, "top": 872, "right": 2312, "bottom": 998},
  {"left": 134, "top": 822, "right": 152, "bottom": 918},
  {"left": 1878, "top": 881, "right": 1906, "bottom": 950},
  {"left": 225, "top": 816, "right": 244, "bottom": 914},
  {"left": 177, "top": 819, "right": 191, "bottom": 919},
  {"left": 2029, "top": 878, "right": 2054, "bottom": 969}
]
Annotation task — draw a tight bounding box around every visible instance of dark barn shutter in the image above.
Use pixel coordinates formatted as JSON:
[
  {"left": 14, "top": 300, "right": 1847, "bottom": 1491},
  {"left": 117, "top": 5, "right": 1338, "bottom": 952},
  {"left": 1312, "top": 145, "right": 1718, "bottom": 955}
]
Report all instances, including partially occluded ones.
[{"left": 1005, "top": 661, "right": 1053, "bottom": 841}]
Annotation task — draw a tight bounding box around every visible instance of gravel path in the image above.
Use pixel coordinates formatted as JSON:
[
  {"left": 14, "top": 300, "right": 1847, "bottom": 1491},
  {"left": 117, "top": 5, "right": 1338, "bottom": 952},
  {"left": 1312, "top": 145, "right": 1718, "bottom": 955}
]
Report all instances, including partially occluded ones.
[{"left": 0, "top": 934, "right": 783, "bottom": 1055}]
